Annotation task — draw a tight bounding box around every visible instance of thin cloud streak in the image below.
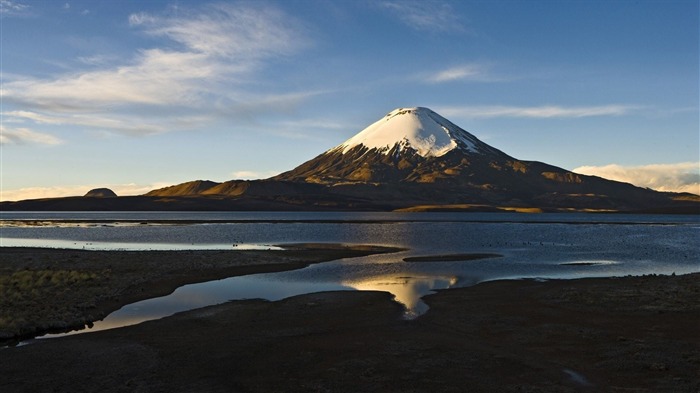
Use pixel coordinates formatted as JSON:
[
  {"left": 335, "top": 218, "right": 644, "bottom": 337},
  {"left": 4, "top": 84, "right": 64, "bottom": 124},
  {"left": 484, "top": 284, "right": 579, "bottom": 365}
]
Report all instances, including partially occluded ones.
[
  {"left": 429, "top": 65, "right": 483, "bottom": 83},
  {"left": 438, "top": 105, "right": 638, "bottom": 119},
  {"left": 573, "top": 162, "right": 700, "bottom": 195},
  {"left": 4, "top": 110, "right": 213, "bottom": 136},
  {"left": 0, "top": 125, "right": 62, "bottom": 145},
  {"left": 274, "top": 118, "right": 348, "bottom": 130},
  {"left": 426, "top": 63, "right": 505, "bottom": 83},
  {"left": 379, "top": 1, "right": 466, "bottom": 33},
  {"left": 252, "top": 117, "right": 349, "bottom": 140}
]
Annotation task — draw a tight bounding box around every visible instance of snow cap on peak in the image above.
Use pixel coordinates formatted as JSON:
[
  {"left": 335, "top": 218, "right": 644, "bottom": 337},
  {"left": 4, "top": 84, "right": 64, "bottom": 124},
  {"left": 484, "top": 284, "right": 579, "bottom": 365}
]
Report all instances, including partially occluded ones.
[{"left": 338, "top": 107, "right": 479, "bottom": 157}]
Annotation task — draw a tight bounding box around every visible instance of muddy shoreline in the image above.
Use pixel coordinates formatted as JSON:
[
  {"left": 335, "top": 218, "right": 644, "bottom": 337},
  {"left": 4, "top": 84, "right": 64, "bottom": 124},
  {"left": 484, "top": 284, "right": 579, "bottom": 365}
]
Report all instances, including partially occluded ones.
[
  {"left": 0, "top": 245, "right": 401, "bottom": 342},
  {"left": 2, "top": 217, "right": 694, "bottom": 226},
  {"left": 0, "top": 247, "right": 698, "bottom": 392}
]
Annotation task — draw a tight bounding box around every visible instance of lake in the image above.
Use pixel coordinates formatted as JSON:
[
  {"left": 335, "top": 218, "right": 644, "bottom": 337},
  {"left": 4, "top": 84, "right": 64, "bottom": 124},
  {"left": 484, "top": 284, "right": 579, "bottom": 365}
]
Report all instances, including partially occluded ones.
[{"left": 1, "top": 211, "right": 698, "bottom": 335}]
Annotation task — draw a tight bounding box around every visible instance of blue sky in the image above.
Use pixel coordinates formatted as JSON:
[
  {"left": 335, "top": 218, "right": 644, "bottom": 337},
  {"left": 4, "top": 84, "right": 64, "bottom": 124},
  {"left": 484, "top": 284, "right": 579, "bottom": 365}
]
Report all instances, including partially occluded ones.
[{"left": 1, "top": 0, "right": 698, "bottom": 200}]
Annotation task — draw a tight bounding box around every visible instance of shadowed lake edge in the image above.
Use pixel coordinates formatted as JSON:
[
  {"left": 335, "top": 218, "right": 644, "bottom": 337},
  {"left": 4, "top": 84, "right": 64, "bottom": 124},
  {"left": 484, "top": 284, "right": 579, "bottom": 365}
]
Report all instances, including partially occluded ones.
[
  {"left": 0, "top": 244, "right": 403, "bottom": 343},
  {"left": 403, "top": 253, "right": 503, "bottom": 262}
]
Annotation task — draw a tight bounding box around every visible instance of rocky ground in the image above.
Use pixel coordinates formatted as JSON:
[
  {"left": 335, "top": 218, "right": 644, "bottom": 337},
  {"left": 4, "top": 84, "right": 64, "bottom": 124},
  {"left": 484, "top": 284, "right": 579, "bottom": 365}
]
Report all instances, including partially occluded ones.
[{"left": 0, "top": 247, "right": 698, "bottom": 392}]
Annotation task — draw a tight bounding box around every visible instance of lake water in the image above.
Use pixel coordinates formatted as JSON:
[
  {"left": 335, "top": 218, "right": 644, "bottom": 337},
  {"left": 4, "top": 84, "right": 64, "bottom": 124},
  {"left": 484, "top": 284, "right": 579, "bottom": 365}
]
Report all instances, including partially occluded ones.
[{"left": 1, "top": 211, "right": 698, "bottom": 336}]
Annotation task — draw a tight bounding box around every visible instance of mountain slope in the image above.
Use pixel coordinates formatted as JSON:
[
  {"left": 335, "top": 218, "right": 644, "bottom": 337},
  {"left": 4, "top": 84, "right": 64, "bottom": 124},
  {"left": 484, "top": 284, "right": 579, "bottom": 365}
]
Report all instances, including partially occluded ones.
[
  {"left": 3, "top": 107, "right": 697, "bottom": 212},
  {"left": 142, "top": 106, "right": 697, "bottom": 212},
  {"left": 144, "top": 180, "right": 220, "bottom": 197},
  {"left": 269, "top": 107, "right": 686, "bottom": 211}
]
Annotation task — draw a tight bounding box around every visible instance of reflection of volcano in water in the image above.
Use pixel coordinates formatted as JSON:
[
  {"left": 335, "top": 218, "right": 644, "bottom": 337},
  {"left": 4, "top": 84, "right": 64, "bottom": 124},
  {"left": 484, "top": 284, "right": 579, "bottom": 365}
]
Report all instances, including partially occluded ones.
[{"left": 343, "top": 275, "right": 458, "bottom": 318}]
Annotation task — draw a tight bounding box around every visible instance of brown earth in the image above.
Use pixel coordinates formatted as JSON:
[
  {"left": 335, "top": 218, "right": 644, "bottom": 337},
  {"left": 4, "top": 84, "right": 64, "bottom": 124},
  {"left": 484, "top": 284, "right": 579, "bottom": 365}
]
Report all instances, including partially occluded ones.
[{"left": 0, "top": 248, "right": 698, "bottom": 392}]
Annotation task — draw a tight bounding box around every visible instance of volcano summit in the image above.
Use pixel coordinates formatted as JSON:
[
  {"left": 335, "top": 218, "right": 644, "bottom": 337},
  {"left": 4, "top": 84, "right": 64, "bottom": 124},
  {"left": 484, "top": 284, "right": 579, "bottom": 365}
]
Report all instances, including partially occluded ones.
[
  {"left": 338, "top": 107, "right": 486, "bottom": 157},
  {"left": 274, "top": 107, "right": 511, "bottom": 184},
  {"left": 3, "top": 107, "right": 698, "bottom": 212}
]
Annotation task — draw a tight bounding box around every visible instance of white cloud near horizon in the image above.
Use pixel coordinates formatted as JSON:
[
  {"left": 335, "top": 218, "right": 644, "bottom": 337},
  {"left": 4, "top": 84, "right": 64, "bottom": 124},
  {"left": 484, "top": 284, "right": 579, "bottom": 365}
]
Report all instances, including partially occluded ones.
[
  {"left": 438, "top": 104, "right": 637, "bottom": 119},
  {"left": 1, "top": 3, "right": 310, "bottom": 138},
  {"left": 231, "top": 170, "right": 281, "bottom": 180},
  {"left": 0, "top": 125, "right": 63, "bottom": 145},
  {"left": 0, "top": 182, "right": 173, "bottom": 202},
  {"left": 379, "top": 1, "right": 465, "bottom": 33},
  {"left": 573, "top": 162, "right": 700, "bottom": 195}
]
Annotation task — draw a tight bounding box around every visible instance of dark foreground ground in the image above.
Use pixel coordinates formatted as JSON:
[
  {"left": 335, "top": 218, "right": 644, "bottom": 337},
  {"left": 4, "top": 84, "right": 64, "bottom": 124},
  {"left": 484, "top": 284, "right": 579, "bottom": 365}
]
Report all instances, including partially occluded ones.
[{"left": 0, "top": 248, "right": 698, "bottom": 392}]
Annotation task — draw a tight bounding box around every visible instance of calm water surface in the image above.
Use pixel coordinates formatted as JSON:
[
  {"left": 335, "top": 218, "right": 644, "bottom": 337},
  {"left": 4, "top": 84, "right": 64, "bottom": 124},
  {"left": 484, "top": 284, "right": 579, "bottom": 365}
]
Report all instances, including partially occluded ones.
[{"left": 2, "top": 211, "right": 698, "bottom": 336}]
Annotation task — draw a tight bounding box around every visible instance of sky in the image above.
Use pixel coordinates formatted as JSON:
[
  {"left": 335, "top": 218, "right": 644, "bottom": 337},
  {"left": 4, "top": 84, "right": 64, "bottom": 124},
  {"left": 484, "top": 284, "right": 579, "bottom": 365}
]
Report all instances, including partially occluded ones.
[{"left": 1, "top": 0, "right": 698, "bottom": 201}]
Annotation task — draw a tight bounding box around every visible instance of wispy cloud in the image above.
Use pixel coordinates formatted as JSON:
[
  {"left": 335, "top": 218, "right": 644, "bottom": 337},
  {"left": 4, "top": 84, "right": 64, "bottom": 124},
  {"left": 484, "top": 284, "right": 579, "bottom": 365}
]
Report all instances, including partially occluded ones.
[
  {"left": 3, "top": 110, "right": 211, "bottom": 136},
  {"left": 426, "top": 63, "right": 503, "bottom": 83},
  {"left": 0, "top": 125, "right": 62, "bottom": 145},
  {"left": 130, "top": 4, "right": 305, "bottom": 59},
  {"left": 429, "top": 65, "right": 483, "bottom": 83},
  {"left": 1, "top": 3, "right": 310, "bottom": 138},
  {"left": 225, "top": 91, "right": 325, "bottom": 121},
  {"left": 0, "top": 182, "right": 172, "bottom": 202},
  {"left": 77, "top": 54, "right": 121, "bottom": 66},
  {"left": 379, "top": 1, "right": 466, "bottom": 33},
  {"left": 248, "top": 116, "right": 347, "bottom": 140},
  {"left": 274, "top": 118, "right": 348, "bottom": 130},
  {"left": 573, "top": 162, "right": 700, "bottom": 195},
  {"left": 438, "top": 104, "right": 638, "bottom": 119},
  {"left": 0, "top": 0, "right": 28, "bottom": 16}
]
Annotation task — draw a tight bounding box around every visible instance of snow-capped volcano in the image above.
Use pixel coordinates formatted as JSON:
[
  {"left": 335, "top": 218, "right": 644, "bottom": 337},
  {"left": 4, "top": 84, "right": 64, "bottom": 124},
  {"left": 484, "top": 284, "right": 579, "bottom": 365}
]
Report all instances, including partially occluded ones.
[
  {"left": 336, "top": 107, "right": 483, "bottom": 157},
  {"left": 129, "top": 106, "right": 698, "bottom": 213},
  {"left": 274, "top": 107, "right": 510, "bottom": 184}
]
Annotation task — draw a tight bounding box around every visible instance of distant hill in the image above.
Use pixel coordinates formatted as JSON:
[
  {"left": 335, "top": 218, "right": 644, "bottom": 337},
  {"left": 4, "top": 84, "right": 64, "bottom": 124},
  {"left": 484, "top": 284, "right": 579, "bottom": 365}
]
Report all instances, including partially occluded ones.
[
  {"left": 84, "top": 188, "right": 117, "bottom": 198},
  {"left": 3, "top": 107, "right": 698, "bottom": 213}
]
